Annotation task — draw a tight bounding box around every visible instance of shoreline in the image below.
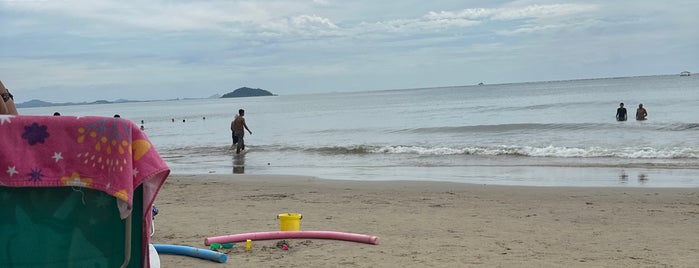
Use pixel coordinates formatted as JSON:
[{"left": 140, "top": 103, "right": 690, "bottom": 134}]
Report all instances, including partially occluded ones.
[
  {"left": 151, "top": 174, "right": 699, "bottom": 267},
  {"left": 164, "top": 165, "right": 699, "bottom": 188}
]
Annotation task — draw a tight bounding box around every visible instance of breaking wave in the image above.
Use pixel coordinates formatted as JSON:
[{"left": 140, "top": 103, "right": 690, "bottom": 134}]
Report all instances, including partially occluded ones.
[
  {"left": 292, "top": 144, "right": 699, "bottom": 159},
  {"left": 402, "top": 123, "right": 699, "bottom": 134}
]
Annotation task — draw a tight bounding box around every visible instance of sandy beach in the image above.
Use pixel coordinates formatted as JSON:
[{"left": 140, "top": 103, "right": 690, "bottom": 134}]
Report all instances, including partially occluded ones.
[{"left": 151, "top": 174, "right": 699, "bottom": 267}]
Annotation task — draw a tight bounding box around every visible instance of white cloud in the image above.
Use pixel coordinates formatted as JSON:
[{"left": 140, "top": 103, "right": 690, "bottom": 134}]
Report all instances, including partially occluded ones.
[
  {"left": 1, "top": 1, "right": 697, "bottom": 101},
  {"left": 493, "top": 4, "right": 597, "bottom": 20},
  {"left": 3, "top": 1, "right": 595, "bottom": 38},
  {"left": 366, "top": 16, "right": 481, "bottom": 34},
  {"left": 425, "top": 4, "right": 596, "bottom": 21},
  {"left": 498, "top": 23, "right": 566, "bottom": 35},
  {"left": 258, "top": 14, "right": 341, "bottom": 37},
  {"left": 2, "top": 0, "right": 279, "bottom": 32},
  {"left": 426, "top": 8, "right": 496, "bottom": 21},
  {"left": 0, "top": 1, "right": 600, "bottom": 52},
  {"left": 353, "top": 4, "right": 597, "bottom": 38},
  {"left": 291, "top": 14, "right": 338, "bottom": 29}
]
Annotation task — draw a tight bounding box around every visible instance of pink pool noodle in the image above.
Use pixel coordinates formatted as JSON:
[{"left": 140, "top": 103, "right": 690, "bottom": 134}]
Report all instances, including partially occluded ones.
[{"left": 205, "top": 231, "right": 379, "bottom": 245}]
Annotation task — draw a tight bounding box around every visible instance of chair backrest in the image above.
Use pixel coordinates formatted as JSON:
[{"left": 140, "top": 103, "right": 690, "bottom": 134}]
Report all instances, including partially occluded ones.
[
  {"left": 0, "top": 115, "right": 170, "bottom": 268},
  {"left": 0, "top": 185, "right": 144, "bottom": 268}
]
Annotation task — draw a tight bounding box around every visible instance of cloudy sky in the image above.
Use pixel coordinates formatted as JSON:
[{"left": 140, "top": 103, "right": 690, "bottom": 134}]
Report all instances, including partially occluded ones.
[{"left": 1, "top": 0, "right": 697, "bottom": 103}]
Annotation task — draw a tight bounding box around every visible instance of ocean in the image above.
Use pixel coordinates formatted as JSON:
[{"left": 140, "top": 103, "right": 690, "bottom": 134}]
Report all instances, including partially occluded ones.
[{"left": 22, "top": 75, "right": 699, "bottom": 187}]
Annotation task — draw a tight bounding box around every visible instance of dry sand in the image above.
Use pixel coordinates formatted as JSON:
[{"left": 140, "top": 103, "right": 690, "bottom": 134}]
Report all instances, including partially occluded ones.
[{"left": 151, "top": 174, "right": 699, "bottom": 267}]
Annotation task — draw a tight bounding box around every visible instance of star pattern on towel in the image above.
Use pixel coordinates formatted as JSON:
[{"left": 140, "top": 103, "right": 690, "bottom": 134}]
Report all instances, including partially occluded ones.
[
  {"left": 28, "top": 168, "right": 43, "bottom": 182},
  {"left": 52, "top": 152, "right": 63, "bottom": 163},
  {"left": 0, "top": 115, "right": 12, "bottom": 125},
  {"left": 6, "top": 166, "right": 18, "bottom": 177},
  {"left": 133, "top": 168, "right": 139, "bottom": 178}
]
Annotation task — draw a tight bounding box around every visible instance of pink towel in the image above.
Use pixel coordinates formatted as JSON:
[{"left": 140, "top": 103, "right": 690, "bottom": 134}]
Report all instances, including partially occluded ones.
[{"left": 0, "top": 115, "right": 170, "bottom": 266}]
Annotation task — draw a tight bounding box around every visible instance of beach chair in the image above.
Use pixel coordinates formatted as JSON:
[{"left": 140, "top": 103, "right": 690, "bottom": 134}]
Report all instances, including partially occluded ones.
[
  {"left": 0, "top": 115, "right": 170, "bottom": 268},
  {"left": 0, "top": 185, "right": 145, "bottom": 268}
]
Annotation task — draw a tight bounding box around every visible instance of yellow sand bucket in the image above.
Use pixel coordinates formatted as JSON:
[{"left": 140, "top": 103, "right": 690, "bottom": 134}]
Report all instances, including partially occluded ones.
[{"left": 277, "top": 213, "right": 302, "bottom": 231}]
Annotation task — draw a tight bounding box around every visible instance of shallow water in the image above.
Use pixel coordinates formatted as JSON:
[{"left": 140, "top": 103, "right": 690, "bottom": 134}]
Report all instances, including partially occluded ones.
[{"left": 23, "top": 75, "right": 699, "bottom": 187}]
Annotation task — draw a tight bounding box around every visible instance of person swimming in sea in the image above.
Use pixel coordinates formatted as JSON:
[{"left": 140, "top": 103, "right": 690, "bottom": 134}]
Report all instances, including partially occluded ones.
[
  {"left": 616, "top": 102, "right": 627, "bottom": 121},
  {"left": 636, "top": 103, "right": 647, "bottom": 120}
]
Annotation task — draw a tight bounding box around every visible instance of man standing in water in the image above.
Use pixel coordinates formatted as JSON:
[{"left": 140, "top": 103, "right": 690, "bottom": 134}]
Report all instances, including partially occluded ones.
[
  {"left": 231, "top": 109, "right": 252, "bottom": 154},
  {"left": 616, "top": 102, "right": 627, "bottom": 121},
  {"left": 636, "top": 103, "right": 648, "bottom": 120}
]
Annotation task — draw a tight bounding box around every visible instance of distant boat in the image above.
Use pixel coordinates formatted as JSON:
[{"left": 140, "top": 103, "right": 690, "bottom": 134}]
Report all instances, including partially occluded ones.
[
  {"left": 477, "top": 82, "right": 485, "bottom": 86},
  {"left": 680, "top": 71, "right": 691, "bottom": 76}
]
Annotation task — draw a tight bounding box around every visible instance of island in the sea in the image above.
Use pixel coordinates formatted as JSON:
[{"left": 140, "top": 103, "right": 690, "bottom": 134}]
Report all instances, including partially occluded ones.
[
  {"left": 221, "top": 87, "right": 275, "bottom": 98},
  {"left": 15, "top": 87, "right": 276, "bottom": 108},
  {"left": 16, "top": 99, "right": 139, "bottom": 108}
]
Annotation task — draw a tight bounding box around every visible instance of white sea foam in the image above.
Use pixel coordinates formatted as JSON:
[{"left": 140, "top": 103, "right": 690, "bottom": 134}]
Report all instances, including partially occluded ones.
[{"left": 367, "top": 145, "right": 698, "bottom": 159}]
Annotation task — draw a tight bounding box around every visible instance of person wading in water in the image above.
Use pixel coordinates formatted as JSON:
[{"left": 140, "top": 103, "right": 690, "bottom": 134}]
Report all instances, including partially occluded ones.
[{"left": 230, "top": 109, "right": 252, "bottom": 154}]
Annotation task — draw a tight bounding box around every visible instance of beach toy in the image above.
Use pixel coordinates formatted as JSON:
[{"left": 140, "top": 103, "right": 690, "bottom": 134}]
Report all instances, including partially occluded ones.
[
  {"left": 210, "top": 242, "right": 234, "bottom": 251},
  {"left": 245, "top": 239, "right": 252, "bottom": 251},
  {"left": 277, "top": 213, "right": 302, "bottom": 231},
  {"left": 153, "top": 244, "right": 227, "bottom": 263},
  {"left": 205, "top": 231, "right": 380, "bottom": 245},
  {"left": 276, "top": 240, "right": 289, "bottom": 250}
]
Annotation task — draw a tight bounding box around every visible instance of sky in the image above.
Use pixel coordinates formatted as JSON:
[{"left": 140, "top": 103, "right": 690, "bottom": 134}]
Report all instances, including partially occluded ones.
[{"left": 1, "top": 0, "right": 697, "bottom": 103}]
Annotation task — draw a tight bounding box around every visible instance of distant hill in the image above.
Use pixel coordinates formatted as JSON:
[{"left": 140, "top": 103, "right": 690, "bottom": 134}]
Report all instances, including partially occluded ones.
[
  {"left": 221, "top": 87, "right": 275, "bottom": 98},
  {"left": 17, "top": 99, "right": 55, "bottom": 108},
  {"left": 14, "top": 88, "right": 275, "bottom": 108},
  {"left": 15, "top": 99, "right": 147, "bottom": 108}
]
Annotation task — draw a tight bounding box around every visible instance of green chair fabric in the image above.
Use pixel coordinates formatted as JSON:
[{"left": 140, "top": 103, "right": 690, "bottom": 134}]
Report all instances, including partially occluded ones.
[{"left": 0, "top": 186, "right": 144, "bottom": 268}]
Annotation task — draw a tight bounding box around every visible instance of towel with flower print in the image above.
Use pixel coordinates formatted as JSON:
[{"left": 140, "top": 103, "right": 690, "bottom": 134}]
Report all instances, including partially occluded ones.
[{"left": 0, "top": 115, "right": 170, "bottom": 219}]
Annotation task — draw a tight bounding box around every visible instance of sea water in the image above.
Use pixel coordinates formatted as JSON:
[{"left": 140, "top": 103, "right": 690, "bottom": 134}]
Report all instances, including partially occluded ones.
[{"left": 22, "top": 75, "right": 699, "bottom": 187}]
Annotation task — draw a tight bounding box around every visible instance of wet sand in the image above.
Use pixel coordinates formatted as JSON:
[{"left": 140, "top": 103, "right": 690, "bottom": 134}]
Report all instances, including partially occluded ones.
[{"left": 151, "top": 174, "right": 699, "bottom": 267}]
